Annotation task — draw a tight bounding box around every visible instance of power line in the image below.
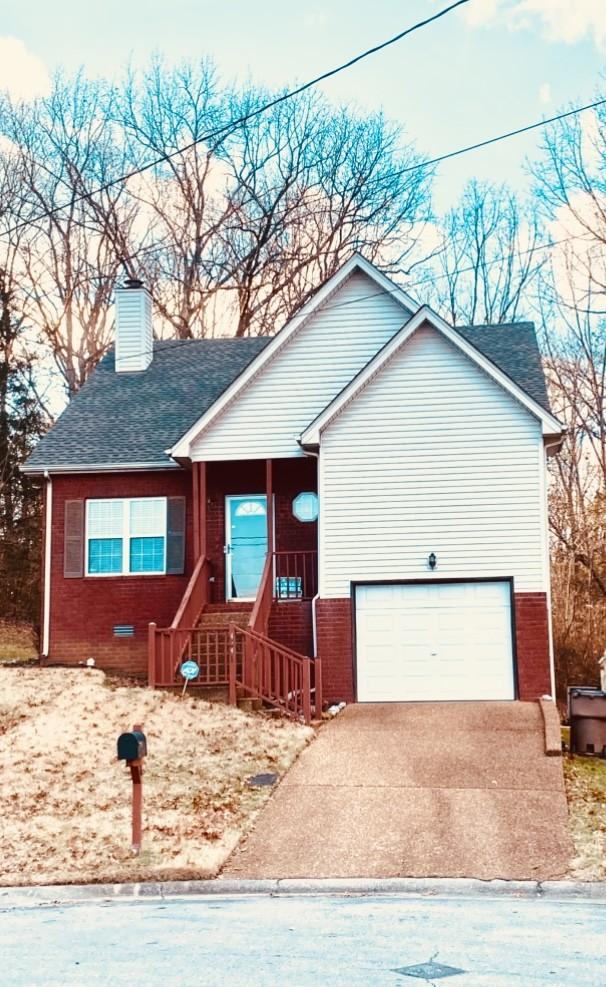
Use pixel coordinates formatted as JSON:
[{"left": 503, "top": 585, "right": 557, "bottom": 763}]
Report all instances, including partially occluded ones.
[
  {"left": 122, "top": 93, "right": 606, "bottom": 273},
  {"left": 1, "top": 0, "right": 470, "bottom": 240},
  {"left": 85, "top": 226, "right": 597, "bottom": 371},
  {"left": 384, "top": 97, "right": 606, "bottom": 182}
]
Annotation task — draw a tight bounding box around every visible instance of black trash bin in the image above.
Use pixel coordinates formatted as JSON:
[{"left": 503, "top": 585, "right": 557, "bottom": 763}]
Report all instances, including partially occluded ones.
[{"left": 568, "top": 687, "right": 606, "bottom": 756}]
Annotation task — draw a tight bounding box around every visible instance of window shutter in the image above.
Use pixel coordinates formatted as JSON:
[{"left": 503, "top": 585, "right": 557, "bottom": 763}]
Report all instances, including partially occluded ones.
[
  {"left": 166, "top": 496, "right": 186, "bottom": 575},
  {"left": 64, "top": 500, "right": 84, "bottom": 578}
]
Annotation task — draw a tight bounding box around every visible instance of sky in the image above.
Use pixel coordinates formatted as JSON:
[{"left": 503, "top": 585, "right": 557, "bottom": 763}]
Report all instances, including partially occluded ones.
[{"left": 1, "top": 0, "right": 605, "bottom": 213}]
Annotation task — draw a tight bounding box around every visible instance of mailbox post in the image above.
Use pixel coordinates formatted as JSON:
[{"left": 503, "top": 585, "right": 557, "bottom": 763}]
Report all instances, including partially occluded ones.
[{"left": 117, "top": 723, "right": 147, "bottom": 854}]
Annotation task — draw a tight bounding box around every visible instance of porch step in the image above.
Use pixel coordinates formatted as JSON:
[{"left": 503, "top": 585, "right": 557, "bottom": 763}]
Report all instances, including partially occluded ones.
[
  {"left": 237, "top": 696, "right": 263, "bottom": 713},
  {"left": 197, "top": 610, "right": 251, "bottom": 629}
]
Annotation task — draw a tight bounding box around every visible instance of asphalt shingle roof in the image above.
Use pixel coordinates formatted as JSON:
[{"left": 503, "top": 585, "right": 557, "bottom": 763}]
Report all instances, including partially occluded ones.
[
  {"left": 25, "top": 338, "right": 271, "bottom": 470},
  {"left": 455, "top": 321, "right": 550, "bottom": 412},
  {"left": 25, "top": 319, "right": 552, "bottom": 472}
]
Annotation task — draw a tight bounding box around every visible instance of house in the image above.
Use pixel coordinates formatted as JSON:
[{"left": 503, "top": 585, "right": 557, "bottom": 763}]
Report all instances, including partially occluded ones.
[{"left": 24, "top": 255, "right": 564, "bottom": 716}]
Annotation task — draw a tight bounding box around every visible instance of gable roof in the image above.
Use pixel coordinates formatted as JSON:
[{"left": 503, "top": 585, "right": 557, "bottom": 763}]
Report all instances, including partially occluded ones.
[
  {"left": 167, "top": 253, "right": 417, "bottom": 459},
  {"left": 300, "top": 306, "right": 563, "bottom": 447},
  {"left": 456, "top": 322, "right": 550, "bottom": 412},
  {"left": 24, "top": 255, "right": 560, "bottom": 474},
  {"left": 23, "top": 337, "right": 270, "bottom": 473}
]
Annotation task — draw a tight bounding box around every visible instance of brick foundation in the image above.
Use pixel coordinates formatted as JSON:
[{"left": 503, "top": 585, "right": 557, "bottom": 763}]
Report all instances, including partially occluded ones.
[
  {"left": 315, "top": 591, "right": 552, "bottom": 704},
  {"left": 513, "top": 592, "right": 552, "bottom": 699},
  {"left": 269, "top": 600, "right": 314, "bottom": 657},
  {"left": 315, "top": 598, "right": 355, "bottom": 703}
]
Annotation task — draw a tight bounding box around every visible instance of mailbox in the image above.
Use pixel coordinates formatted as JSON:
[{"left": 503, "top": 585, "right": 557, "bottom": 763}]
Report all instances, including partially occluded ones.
[{"left": 117, "top": 730, "right": 147, "bottom": 762}]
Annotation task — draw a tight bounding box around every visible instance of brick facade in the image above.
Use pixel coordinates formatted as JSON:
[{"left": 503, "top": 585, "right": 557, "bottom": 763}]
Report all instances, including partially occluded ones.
[
  {"left": 315, "top": 598, "right": 355, "bottom": 703},
  {"left": 46, "top": 465, "right": 552, "bottom": 699},
  {"left": 269, "top": 600, "right": 314, "bottom": 657},
  {"left": 47, "top": 470, "right": 193, "bottom": 677},
  {"left": 315, "top": 591, "right": 552, "bottom": 704},
  {"left": 46, "top": 460, "right": 318, "bottom": 678},
  {"left": 206, "top": 457, "right": 317, "bottom": 602},
  {"left": 513, "top": 592, "right": 552, "bottom": 699}
]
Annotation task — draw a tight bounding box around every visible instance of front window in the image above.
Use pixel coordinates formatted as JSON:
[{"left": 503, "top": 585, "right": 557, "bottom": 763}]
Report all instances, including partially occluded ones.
[{"left": 86, "top": 498, "right": 167, "bottom": 575}]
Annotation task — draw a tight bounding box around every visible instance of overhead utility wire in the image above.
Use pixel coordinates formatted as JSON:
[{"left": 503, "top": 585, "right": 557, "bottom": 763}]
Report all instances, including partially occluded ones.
[
  {"left": 1, "top": 0, "right": 470, "bottom": 239},
  {"left": 108, "top": 227, "right": 596, "bottom": 367},
  {"left": 129, "top": 94, "right": 606, "bottom": 270},
  {"left": 390, "top": 96, "right": 606, "bottom": 180}
]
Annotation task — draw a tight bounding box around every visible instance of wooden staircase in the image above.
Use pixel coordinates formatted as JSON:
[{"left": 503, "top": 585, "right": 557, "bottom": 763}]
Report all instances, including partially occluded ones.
[{"left": 148, "top": 553, "right": 322, "bottom": 723}]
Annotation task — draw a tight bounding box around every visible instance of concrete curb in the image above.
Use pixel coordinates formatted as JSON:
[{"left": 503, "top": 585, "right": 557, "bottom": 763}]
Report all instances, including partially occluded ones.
[
  {"left": 2, "top": 876, "right": 606, "bottom": 908},
  {"left": 538, "top": 697, "right": 563, "bottom": 756}
]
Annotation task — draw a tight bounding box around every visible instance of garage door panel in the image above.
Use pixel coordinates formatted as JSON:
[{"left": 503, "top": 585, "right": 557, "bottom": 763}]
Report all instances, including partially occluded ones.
[{"left": 355, "top": 581, "right": 514, "bottom": 702}]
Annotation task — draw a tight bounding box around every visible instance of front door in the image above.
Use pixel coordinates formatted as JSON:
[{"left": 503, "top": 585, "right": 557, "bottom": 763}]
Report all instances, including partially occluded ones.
[{"left": 225, "top": 495, "right": 268, "bottom": 600}]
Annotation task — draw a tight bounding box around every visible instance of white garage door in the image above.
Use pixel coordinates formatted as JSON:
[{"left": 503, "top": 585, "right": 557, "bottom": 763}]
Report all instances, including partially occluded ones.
[{"left": 355, "top": 581, "right": 514, "bottom": 702}]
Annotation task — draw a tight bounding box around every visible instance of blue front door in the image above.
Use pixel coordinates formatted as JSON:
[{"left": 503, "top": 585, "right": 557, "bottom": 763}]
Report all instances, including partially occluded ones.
[{"left": 225, "top": 495, "right": 268, "bottom": 600}]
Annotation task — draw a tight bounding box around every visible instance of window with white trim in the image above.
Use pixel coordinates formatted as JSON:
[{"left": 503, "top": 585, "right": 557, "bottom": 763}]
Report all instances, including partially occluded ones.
[{"left": 86, "top": 498, "right": 167, "bottom": 575}]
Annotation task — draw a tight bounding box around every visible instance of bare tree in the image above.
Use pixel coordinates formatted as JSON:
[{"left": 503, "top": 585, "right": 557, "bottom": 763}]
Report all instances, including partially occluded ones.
[
  {"left": 219, "top": 91, "right": 431, "bottom": 336},
  {"left": 115, "top": 57, "right": 236, "bottom": 339},
  {"left": 0, "top": 73, "right": 140, "bottom": 396},
  {"left": 423, "top": 180, "right": 542, "bottom": 325},
  {"left": 533, "top": 101, "right": 606, "bottom": 304},
  {"left": 0, "top": 139, "right": 47, "bottom": 628},
  {"left": 538, "top": 258, "right": 606, "bottom": 695},
  {"left": 116, "top": 60, "right": 432, "bottom": 338}
]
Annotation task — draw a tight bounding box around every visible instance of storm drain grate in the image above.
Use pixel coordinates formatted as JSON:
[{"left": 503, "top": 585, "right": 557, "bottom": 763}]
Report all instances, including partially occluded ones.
[
  {"left": 246, "top": 773, "right": 279, "bottom": 787},
  {"left": 394, "top": 961, "right": 465, "bottom": 980}
]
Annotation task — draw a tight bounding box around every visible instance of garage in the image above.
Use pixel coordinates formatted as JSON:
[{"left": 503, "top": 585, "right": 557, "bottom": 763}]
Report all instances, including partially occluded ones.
[{"left": 355, "top": 580, "right": 515, "bottom": 702}]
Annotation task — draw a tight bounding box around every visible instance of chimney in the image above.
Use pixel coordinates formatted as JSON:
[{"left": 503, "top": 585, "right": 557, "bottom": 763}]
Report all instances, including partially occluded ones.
[{"left": 114, "top": 278, "right": 153, "bottom": 373}]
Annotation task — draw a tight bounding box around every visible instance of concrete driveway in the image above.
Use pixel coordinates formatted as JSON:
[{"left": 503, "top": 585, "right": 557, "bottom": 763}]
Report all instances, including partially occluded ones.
[{"left": 222, "top": 702, "right": 572, "bottom": 881}]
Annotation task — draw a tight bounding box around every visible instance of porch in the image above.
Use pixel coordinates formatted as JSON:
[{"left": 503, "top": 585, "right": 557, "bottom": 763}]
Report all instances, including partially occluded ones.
[{"left": 148, "top": 458, "right": 322, "bottom": 724}]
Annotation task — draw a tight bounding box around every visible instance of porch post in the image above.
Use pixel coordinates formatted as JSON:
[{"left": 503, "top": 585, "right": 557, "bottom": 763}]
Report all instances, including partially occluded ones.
[
  {"left": 199, "top": 461, "right": 207, "bottom": 560},
  {"left": 266, "top": 458, "right": 274, "bottom": 554},
  {"left": 192, "top": 463, "right": 200, "bottom": 560}
]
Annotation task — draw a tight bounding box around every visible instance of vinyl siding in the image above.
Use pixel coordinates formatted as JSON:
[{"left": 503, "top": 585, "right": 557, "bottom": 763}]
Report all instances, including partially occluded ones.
[
  {"left": 191, "top": 271, "right": 411, "bottom": 460},
  {"left": 319, "top": 324, "right": 547, "bottom": 596}
]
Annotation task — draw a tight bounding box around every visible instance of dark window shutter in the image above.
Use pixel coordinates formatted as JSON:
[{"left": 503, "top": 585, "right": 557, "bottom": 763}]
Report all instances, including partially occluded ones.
[
  {"left": 166, "top": 496, "right": 186, "bottom": 575},
  {"left": 64, "top": 500, "right": 84, "bottom": 578}
]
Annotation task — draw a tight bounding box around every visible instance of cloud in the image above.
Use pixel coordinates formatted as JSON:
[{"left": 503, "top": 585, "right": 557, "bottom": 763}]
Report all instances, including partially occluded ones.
[
  {"left": 0, "top": 37, "right": 50, "bottom": 101},
  {"left": 539, "top": 82, "right": 551, "bottom": 105},
  {"left": 463, "top": 0, "right": 606, "bottom": 50}
]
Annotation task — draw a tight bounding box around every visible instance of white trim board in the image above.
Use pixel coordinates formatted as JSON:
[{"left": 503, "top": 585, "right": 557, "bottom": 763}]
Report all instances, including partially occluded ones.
[
  {"left": 300, "top": 305, "right": 564, "bottom": 446},
  {"left": 168, "top": 254, "right": 418, "bottom": 460},
  {"left": 21, "top": 461, "right": 182, "bottom": 475}
]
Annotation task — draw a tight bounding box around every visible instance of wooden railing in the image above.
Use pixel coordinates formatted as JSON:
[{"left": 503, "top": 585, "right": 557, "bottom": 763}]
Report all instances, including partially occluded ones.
[
  {"left": 148, "top": 624, "right": 244, "bottom": 688},
  {"left": 230, "top": 625, "right": 322, "bottom": 725},
  {"left": 248, "top": 552, "right": 273, "bottom": 636},
  {"left": 171, "top": 555, "right": 211, "bottom": 631},
  {"left": 273, "top": 550, "right": 318, "bottom": 601},
  {"left": 148, "top": 555, "right": 210, "bottom": 686}
]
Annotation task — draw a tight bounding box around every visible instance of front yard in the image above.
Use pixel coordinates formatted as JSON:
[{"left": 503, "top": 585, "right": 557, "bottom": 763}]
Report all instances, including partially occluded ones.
[
  {"left": 2, "top": 658, "right": 605, "bottom": 886},
  {"left": 564, "top": 752, "right": 606, "bottom": 881},
  {"left": 0, "top": 667, "right": 312, "bottom": 886}
]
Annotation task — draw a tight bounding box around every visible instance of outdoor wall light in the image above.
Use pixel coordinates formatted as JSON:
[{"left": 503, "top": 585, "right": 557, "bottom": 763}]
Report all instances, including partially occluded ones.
[{"left": 428, "top": 552, "right": 437, "bottom": 570}]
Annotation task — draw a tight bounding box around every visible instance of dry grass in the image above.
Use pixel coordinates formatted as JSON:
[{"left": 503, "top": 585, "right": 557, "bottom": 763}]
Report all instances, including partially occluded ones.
[
  {"left": 0, "top": 621, "right": 37, "bottom": 662},
  {"left": 0, "top": 667, "right": 313, "bottom": 887},
  {"left": 564, "top": 753, "right": 606, "bottom": 880}
]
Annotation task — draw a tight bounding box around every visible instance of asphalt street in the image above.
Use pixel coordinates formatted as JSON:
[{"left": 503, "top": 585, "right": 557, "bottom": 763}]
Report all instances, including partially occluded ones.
[{"left": 2, "top": 892, "right": 604, "bottom": 986}]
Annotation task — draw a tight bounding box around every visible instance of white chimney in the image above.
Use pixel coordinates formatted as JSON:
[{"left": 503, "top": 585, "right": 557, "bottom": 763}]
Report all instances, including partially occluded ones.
[{"left": 114, "top": 278, "right": 153, "bottom": 373}]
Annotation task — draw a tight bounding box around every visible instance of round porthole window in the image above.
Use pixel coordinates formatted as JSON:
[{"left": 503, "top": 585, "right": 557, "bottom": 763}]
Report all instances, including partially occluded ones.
[{"left": 292, "top": 492, "right": 318, "bottom": 523}]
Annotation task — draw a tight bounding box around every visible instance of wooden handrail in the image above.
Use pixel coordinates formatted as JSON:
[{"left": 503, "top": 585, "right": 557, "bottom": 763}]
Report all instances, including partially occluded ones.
[
  {"left": 170, "top": 555, "right": 210, "bottom": 631},
  {"left": 248, "top": 552, "right": 273, "bottom": 635},
  {"left": 233, "top": 624, "right": 322, "bottom": 724}
]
